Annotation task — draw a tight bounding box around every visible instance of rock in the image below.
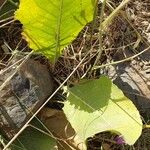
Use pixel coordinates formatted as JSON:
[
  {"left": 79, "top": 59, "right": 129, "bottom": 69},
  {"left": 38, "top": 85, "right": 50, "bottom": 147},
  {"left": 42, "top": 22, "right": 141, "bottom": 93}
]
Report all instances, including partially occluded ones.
[
  {"left": 0, "top": 57, "right": 54, "bottom": 138},
  {"left": 107, "top": 50, "right": 150, "bottom": 121}
]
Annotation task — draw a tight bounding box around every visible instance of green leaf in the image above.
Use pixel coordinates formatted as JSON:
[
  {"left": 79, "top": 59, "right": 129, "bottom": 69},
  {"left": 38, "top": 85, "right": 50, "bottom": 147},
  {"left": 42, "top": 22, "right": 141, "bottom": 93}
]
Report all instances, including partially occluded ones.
[
  {"left": 68, "top": 77, "right": 111, "bottom": 112},
  {"left": 11, "top": 120, "right": 56, "bottom": 150},
  {"left": 11, "top": 128, "right": 56, "bottom": 150},
  {"left": 15, "top": 0, "right": 96, "bottom": 62},
  {"left": 63, "top": 76, "right": 142, "bottom": 146}
]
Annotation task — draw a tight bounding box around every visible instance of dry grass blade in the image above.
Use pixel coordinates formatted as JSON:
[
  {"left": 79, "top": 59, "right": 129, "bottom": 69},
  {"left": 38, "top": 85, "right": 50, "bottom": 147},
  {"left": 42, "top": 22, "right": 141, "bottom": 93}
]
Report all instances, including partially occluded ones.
[
  {"left": 94, "top": 45, "right": 150, "bottom": 69},
  {"left": 0, "top": 19, "right": 14, "bottom": 28},
  {"left": 101, "top": 0, "right": 131, "bottom": 31},
  {"left": 0, "top": 51, "right": 33, "bottom": 92}
]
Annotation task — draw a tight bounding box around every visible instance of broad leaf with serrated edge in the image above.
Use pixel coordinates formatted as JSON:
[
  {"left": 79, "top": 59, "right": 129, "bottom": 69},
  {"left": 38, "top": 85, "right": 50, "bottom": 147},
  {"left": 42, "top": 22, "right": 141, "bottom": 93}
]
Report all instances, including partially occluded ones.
[{"left": 15, "top": 0, "right": 96, "bottom": 61}]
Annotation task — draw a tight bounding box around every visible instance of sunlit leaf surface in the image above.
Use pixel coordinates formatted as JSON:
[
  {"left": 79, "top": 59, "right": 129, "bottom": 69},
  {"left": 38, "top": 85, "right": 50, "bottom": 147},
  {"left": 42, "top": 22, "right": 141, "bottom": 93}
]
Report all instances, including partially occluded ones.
[
  {"left": 63, "top": 76, "right": 142, "bottom": 146},
  {"left": 15, "top": 0, "right": 95, "bottom": 61}
]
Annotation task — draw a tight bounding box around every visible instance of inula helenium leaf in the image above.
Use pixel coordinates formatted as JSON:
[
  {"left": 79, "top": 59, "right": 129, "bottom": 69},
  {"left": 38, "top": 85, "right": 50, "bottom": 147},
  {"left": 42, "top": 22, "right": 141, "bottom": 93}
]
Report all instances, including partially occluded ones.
[
  {"left": 15, "top": 0, "right": 96, "bottom": 61},
  {"left": 63, "top": 76, "right": 142, "bottom": 147}
]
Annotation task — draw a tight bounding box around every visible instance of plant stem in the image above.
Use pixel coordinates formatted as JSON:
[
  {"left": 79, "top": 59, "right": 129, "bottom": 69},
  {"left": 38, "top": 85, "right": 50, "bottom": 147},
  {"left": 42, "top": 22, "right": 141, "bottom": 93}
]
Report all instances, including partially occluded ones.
[
  {"left": 89, "top": 0, "right": 106, "bottom": 77},
  {"left": 94, "top": 0, "right": 107, "bottom": 66},
  {"left": 143, "top": 124, "right": 150, "bottom": 129}
]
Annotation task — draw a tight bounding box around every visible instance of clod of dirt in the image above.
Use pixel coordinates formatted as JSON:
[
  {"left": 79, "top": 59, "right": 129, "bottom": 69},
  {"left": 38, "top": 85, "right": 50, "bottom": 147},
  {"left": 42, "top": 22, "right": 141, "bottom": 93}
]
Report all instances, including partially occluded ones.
[
  {"left": 0, "top": 57, "right": 54, "bottom": 138},
  {"left": 39, "top": 107, "right": 85, "bottom": 150}
]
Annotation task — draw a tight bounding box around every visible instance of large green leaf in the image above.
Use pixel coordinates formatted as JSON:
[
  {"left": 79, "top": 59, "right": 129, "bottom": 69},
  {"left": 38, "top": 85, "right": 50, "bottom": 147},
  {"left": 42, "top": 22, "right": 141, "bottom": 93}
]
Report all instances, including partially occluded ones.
[
  {"left": 15, "top": 0, "right": 95, "bottom": 61},
  {"left": 63, "top": 76, "right": 142, "bottom": 147}
]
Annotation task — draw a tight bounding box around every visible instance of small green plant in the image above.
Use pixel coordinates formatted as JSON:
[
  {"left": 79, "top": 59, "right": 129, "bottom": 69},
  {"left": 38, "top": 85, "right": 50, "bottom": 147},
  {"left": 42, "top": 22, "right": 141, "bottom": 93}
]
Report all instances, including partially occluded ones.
[{"left": 1, "top": 0, "right": 143, "bottom": 149}]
